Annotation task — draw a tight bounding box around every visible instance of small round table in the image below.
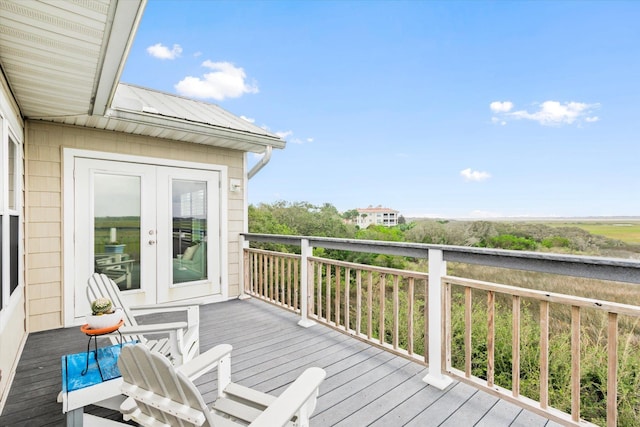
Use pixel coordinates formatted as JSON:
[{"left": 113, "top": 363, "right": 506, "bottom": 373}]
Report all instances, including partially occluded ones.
[{"left": 80, "top": 319, "right": 124, "bottom": 380}]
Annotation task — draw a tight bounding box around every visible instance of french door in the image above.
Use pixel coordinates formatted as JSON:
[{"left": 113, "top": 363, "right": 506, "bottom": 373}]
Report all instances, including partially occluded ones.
[{"left": 73, "top": 158, "right": 220, "bottom": 320}]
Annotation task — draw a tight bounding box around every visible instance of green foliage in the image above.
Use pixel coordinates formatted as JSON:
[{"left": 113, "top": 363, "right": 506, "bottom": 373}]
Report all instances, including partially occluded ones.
[
  {"left": 541, "top": 236, "right": 571, "bottom": 249},
  {"left": 481, "top": 234, "right": 538, "bottom": 251}
]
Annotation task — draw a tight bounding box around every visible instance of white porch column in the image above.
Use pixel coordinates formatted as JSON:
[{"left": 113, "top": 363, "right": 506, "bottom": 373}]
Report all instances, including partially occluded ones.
[
  {"left": 423, "top": 248, "right": 453, "bottom": 389},
  {"left": 298, "top": 239, "right": 316, "bottom": 328}
]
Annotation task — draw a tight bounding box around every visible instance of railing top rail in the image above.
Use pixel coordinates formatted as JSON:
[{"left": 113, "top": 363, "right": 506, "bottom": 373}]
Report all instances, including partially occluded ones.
[
  {"left": 242, "top": 233, "right": 640, "bottom": 284},
  {"left": 445, "top": 275, "right": 640, "bottom": 317},
  {"left": 244, "top": 247, "right": 301, "bottom": 259},
  {"left": 308, "top": 255, "right": 429, "bottom": 279}
]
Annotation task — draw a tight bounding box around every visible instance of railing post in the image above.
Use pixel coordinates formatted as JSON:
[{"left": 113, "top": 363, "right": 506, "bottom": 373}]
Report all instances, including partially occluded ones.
[
  {"left": 298, "top": 238, "right": 316, "bottom": 328},
  {"left": 423, "top": 248, "right": 453, "bottom": 389},
  {"left": 239, "top": 235, "right": 251, "bottom": 300}
]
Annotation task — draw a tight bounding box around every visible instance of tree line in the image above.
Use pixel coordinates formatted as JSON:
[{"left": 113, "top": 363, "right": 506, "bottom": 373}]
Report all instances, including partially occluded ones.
[{"left": 249, "top": 201, "right": 637, "bottom": 263}]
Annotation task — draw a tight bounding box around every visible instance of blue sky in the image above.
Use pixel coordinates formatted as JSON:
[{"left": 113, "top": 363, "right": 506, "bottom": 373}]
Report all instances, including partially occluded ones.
[{"left": 121, "top": 0, "right": 640, "bottom": 219}]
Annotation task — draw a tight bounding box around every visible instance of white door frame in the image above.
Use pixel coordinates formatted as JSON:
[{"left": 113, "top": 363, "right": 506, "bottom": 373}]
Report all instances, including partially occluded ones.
[{"left": 63, "top": 148, "right": 229, "bottom": 327}]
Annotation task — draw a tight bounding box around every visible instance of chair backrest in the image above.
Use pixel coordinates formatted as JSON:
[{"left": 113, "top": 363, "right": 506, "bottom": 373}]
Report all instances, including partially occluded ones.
[
  {"left": 118, "top": 343, "right": 213, "bottom": 426},
  {"left": 86, "top": 273, "right": 145, "bottom": 344}
]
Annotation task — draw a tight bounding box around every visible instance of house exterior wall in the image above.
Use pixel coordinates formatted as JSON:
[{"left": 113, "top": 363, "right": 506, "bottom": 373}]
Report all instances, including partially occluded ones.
[
  {"left": 25, "top": 120, "right": 245, "bottom": 333},
  {"left": 0, "top": 73, "right": 26, "bottom": 410}
]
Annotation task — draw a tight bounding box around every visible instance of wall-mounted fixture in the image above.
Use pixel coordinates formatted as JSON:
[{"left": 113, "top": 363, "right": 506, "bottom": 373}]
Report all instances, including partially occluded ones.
[{"left": 229, "top": 179, "right": 242, "bottom": 192}]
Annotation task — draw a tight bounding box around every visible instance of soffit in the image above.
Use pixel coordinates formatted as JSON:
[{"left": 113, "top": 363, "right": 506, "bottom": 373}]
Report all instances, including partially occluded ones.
[{"left": 0, "top": 0, "right": 143, "bottom": 118}]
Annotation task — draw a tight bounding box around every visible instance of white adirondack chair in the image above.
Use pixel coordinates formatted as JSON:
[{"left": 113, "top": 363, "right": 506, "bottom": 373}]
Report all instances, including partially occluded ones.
[
  {"left": 87, "top": 272, "right": 200, "bottom": 365},
  {"left": 117, "top": 343, "right": 326, "bottom": 427}
]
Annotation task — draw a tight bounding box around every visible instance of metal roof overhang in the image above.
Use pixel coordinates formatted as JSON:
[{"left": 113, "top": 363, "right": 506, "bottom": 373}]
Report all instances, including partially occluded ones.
[{"left": 104, "top": 108, "right": 285, "bottom": 153}]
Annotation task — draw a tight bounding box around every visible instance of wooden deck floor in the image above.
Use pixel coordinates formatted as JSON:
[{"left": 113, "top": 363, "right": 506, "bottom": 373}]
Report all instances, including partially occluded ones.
[{"left": 0, "top": 298, "right": 561, "bottom": 426}]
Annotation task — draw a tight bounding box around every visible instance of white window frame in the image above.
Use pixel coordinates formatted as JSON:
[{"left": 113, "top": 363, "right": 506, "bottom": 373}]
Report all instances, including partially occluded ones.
[{"left": 0, "top": 112, "right": 24, "bottom": 332}]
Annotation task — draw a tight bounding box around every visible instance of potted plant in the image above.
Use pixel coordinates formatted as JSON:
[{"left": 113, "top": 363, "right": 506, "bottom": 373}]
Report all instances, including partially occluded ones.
[{"left": 86, "top": 297, "right": 123, "bottom": 329}]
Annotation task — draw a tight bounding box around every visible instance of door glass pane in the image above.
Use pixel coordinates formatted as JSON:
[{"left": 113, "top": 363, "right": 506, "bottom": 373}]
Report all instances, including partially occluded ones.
[
  {"left": 10, "top": 215, "right": 18, "bottom": 294},
  {"left": 8, "top": 137, "right": 16, "bottom": 210},
  {"left": 93, "top": 174, "right": 141, "bottom": 290},
  {"left": 172, "top": 180, "right": 207, "bottom": 284}
]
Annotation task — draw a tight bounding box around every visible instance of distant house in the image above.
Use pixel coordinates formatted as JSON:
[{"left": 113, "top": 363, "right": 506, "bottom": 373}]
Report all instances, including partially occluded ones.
[
  {"left": 0, "top": 0, "right": 285, "bottom": 404},
  {"left": 355, "top": 206, "right": 400, "bottom": 228}
]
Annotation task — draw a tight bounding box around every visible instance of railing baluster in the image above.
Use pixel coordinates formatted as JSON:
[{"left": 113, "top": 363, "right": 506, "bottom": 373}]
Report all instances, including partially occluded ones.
[
  {"left": 379, "top": 274, "right": 386, "bottom": 345},
  {"left": 254, "top": 253, "right": 258, "bottom": 296},
  {"left": 607, "top": 312, "right": 618, "bottom": 427},
  {"left": 571, "top": 305, "right": 580, "bottom": 422},
  {"left": 326, "top": 264, "right": 332, "bottom": 323},
  {"left": 393, "top": 275, "right": 399, "bottom": 349},
  {"left": 408, "top": 277, "right": 414, "bottom": 355},
  {"left": 294, "top": 258, "right": 299, "bottom": 310},
  {"left": 368, "top": 271, "right": 373, "bottom": 340},
  {"left": 259, "top": 253, "right": 264, "bottom": 297},
  {"left": 465, "top": 287, "right": 472, "bottom": 378},
  {"left": 487, "top": 290, "right": 495, "bottom": 388},
  {"left": 317, "top": 262, "right": 322, "bottom": 319},
  {"left": 540, "top": 300, "right": 549, "bottom": 410},
  {"left": 269, "top": 254, "right": 274, "bottom": 301},
  {"left": 335, "top": 266, "right": 341, "bottom": 326},
  {"left": 280, "top": 258, "right": 285, "bottom": 304},
  {"left": 356, "top": 269, "right": 362, "bottom": 335},
  {"left": 345, "top": 267, "right": 351, "bottom": 331},
  {"left": 512, "top": 295, "right": 521, "bottom": 397},
  {"left": 287, "top": 258, "right": 292, "bottom": 308},
  {"left": 302, "top": 257, "right": 308, "bottom": 314},
  {"left": 444, "top": 281, "right": 451, "bottom": 370}
]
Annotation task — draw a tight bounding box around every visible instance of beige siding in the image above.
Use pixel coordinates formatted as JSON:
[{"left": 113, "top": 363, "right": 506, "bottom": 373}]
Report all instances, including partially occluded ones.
[
  {"left": 25, "top": 121, "right": 246, "bottom": 332},
  {"left": 0, "top": 298, "right": 26, "bottom": 407}
]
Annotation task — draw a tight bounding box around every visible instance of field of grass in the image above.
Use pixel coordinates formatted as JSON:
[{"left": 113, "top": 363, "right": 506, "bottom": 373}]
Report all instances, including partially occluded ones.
[{"left": 545, "top": 221, "right": 640, "bottom": 244}]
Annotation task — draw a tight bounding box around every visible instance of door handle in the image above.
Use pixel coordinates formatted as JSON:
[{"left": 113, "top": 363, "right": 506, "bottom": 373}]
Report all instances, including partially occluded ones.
[{"left": 149, "top": 240, "right": 156, "bottom": 245}]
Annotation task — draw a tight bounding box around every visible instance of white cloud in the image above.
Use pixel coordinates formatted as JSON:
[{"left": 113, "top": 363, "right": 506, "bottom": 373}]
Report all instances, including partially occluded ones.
[
  {"left": 490, "top": 101, "right": 513, "bottom": 113},
  {"left": 491, "top": 100, "right": 600, "bottom": 126},
  {"left": 275, "top": 130, "right": 293, "bottom": 139},
  {"left": 290, "top": 135, "right": 315, "bottom": 144},
  {"left": 175, "top": 61, "right": 259, "bottom": 100},
  {"left": 460, "top": 168, "right": 491, "bottom": 182},
  {"left": 147, "top": 43, "right": 182, "bottom": 60},
  {"left": 240, "top": 115, "right": 255, "bottom": 123}
]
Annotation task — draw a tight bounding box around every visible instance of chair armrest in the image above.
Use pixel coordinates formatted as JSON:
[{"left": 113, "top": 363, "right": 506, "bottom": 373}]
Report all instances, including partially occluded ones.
[
  {"left": 250, "top": 367, "right": 326, "bottom": 427},
  {"left": 129, "top": 300, "right": 202, "bottom": 315},
  {"left": 176, "top": 344, "right": 233, "bottom": 381},
  {"left": 117, "top": 321, "right": 188, "bottom": 335}
]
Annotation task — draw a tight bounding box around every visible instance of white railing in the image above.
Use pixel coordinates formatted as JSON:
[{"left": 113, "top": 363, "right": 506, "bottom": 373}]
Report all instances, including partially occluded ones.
[{"left": 241, "top": 233, "right": 640, "bottom": 427}]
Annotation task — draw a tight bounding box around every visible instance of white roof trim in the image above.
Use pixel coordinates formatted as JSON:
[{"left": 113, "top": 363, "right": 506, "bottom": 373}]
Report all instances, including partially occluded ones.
[
  {"left": 92, "top": 0, "right": 146, "bottom": 116},
  {"left": 106, "top": 108, "right": 284, "bottom": 150}
]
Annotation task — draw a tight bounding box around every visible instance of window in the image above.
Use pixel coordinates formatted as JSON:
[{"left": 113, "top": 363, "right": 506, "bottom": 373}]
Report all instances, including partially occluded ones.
[{"left": 2, "top": 128, "right": 22, "bottom": 314}]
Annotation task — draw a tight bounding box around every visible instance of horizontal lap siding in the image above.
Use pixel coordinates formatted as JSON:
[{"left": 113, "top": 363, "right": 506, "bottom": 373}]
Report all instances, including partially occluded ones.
[{"left": 25, "top": 121, "right": 244, "bottom": 332}]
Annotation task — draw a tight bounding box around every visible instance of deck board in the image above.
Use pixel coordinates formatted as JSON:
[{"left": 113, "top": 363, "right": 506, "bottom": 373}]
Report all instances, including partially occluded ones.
[{"left": 1, "top": 298, "right": 554, "bottom": 426}]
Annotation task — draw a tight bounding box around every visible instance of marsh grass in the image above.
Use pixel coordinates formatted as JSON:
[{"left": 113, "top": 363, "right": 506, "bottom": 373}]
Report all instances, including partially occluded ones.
[{"left": 447, "top": 274, "right": 640, "bottom": 426}]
